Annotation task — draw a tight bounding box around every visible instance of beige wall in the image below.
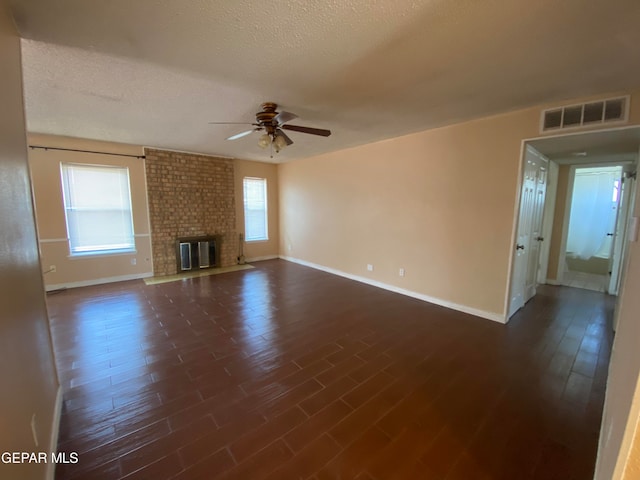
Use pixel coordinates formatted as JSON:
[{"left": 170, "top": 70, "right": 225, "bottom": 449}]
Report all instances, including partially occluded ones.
[
  {"left": 0, "top": 4, "right": 60, "bottom": 479},
  {"left": 235, "top": 159, "right": 279, "bottom": 260},
  {"left": 622, "top": 394, "right": 640, "bottom": 480},
  {"left": 279, "top": 106, "right": 536, "bottom": 319},
  {"left": 546, "top": 164, "right": 571, "bottom": 281},
  {"left": 28, "top": 134, "right": 153, "bottom": 289}
]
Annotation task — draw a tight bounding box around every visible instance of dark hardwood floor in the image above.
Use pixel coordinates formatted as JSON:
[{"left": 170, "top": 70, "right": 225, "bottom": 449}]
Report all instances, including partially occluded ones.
[{"left": 47, "top": 259, "right": 614, "bottom": 479}]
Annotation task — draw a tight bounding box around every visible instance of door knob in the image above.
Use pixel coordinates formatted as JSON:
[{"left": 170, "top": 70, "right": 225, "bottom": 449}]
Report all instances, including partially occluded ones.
[
  {"left": 516, "top": 244, "right": 525, "bottom": 250},
  {"left": 607, "top": 233, "right": 614, "bottom": 236},
  {"left": 536, "top": 236, "right": 544, "bottom": 241}
]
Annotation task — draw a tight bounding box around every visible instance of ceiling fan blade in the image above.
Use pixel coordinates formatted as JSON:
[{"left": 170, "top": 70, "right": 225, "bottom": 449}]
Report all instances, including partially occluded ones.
[
  {"left": 273, "top": 111, "right": 298, "bottom": 125},
  {"left": 209, "top": 122, "right": 259, "bottom": 125},
  {"left": 226, "top": 129, "right": 257, "bottom": 141},
  {"left": 276, "top": 128, "right": 294, "bottom": 146},
  {"left": 281, "top": 124, "right": 331, "bottom": 137}
]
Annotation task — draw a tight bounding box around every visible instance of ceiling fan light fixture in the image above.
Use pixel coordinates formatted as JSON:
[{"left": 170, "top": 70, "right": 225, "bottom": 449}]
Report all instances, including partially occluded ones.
[
  {"left": 274, "top": 134, "right": 287, "bottom": 151},
  {"left": 257, "top": 133, "right": 271, "bottom": 149}
]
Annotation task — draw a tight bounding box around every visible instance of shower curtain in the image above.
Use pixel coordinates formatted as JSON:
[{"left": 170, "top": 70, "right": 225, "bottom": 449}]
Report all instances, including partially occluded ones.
[{"left": 566, "top": 169, "right": 619, "bottom": 260}]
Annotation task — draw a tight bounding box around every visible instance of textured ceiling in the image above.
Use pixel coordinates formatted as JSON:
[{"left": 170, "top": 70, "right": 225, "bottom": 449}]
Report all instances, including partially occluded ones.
[{"left": 9, "top": 0, "right": 640, "bottom": 162}]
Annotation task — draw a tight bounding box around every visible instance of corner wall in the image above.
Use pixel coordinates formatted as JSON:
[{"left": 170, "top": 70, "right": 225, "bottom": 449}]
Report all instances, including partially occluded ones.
[{"left": 0, "top": 4, "right": 60, "bottom": 479}]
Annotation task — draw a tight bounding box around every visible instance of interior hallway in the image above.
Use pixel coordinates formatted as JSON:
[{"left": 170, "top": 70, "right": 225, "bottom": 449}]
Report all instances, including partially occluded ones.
[{"left": 47, "top": 259, "right": 614, "bottom": 479}]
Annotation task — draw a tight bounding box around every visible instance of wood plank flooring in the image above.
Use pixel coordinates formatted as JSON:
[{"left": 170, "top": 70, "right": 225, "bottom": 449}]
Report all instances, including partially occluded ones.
[{"left": 47, "top": 259, "right": 614, "bottom": 479}]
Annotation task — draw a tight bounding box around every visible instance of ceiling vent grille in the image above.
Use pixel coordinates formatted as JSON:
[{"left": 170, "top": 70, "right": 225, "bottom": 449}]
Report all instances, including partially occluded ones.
[{"left": 540, "top": 95, "right": 629, "bottom": 133}]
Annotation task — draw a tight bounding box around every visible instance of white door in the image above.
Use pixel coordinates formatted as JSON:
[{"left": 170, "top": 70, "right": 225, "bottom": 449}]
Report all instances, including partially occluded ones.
[
  {"left": 509, "top": 147, "right": 548, "bottom": 318},
  {"left": 525, "top": 160, "right": 548, "bottom": 302}
]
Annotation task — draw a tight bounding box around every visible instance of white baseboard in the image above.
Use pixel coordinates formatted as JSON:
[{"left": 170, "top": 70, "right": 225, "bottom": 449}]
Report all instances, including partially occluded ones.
[
  {"left": 246, "top": 255, "right": 279, "bottom": 263},
  {"left": 46, "top": 386, "right": 63, "bottom": 480},
  {"left": 545, "top": 279, "right": 562, "bottom": 286},
  {"left": 279, "top": 255, "right": 505, "bottom": 324},
  {"left": 45, "top": 272, "right": 153, "bottom": 292}
]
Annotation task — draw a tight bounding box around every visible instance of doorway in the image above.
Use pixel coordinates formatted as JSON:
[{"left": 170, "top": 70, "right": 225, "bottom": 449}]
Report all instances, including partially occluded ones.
[
  {"left": 562, "top": 165, "right": 622, "bottom": 292},
  {"left": 508, "top": 125, "right": 640, "bottom": 480},
  {"left": 508, "top": 126, "right": 640, "bottom": 320}
]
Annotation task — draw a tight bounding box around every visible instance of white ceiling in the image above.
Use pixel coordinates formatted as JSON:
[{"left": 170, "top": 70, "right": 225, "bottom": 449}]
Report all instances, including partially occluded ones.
[{"left": 9, "top": 0, "right": 640, "bottom": 163}]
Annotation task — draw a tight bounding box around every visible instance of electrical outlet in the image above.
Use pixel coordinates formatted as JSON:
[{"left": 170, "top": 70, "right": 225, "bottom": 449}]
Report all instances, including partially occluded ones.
[
  {"left": 367, "top": 264, "right": 374, "bottom": 272},
  {"left": 131, "top": 258, "right": 137, "bottom": 265},
  {"left": 49, "top": 265, "right": 56, "bottom": 273},
  {"left": 399, "top": 268, "right": 405, "bottom": 277}
]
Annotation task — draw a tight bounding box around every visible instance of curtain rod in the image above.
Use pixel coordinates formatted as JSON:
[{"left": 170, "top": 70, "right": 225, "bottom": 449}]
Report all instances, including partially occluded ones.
[{"left": 29, "top": 145, "right": 145, "bottom": 159}]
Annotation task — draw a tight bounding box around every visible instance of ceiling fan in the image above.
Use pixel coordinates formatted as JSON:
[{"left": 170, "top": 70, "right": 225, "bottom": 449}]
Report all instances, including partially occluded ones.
[{"left": 209, "top": 102, "right": 331, "bottom": 155}]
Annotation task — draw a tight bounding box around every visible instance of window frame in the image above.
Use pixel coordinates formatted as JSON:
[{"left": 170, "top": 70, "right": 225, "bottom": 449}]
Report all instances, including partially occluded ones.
[
  {"left": 60, "top": 162, "right": 137, "bottom": 257},
  {"left": 243, "top": 176, "right": 269, "bottom": 242}
]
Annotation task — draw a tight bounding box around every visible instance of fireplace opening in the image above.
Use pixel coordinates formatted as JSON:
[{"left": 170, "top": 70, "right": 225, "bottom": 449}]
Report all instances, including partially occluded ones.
[{"left": 176, "top": 236, "right": 220, "bottom": 272}]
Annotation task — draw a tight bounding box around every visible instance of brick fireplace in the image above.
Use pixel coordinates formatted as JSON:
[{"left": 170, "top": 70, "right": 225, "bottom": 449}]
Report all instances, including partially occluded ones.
[{"left": 144, "top": 148, "right": 238, "bottom": 276}]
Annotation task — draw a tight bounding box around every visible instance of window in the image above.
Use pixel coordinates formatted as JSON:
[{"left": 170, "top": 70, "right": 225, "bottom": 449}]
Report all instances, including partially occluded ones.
[
  {"left": 243, "top": 177, "right": 268, "bottom": 241},
  {"left": 61, "top": 163, "right": 135, "bottom": 255}
]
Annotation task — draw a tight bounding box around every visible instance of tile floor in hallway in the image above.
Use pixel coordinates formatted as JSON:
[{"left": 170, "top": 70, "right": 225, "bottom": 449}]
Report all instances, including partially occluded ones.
[
  {"left": 561, "top": 270, "right": 609, "bottom": 293},
  {"left": 47, "top": 259, "right": 615, "bottom": 479}
]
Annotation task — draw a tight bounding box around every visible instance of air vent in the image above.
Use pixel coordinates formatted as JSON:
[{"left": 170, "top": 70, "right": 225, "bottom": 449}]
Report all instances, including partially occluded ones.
[{"left": 541, "top": 96, "right": 629, "bottom": 133}]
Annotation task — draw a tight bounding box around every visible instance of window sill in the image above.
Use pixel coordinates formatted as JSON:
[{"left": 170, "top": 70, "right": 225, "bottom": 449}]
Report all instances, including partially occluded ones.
[
  {"left": 68, "top": 249, "right": 137, "bottom": 259},
  {"left": 245, "top": 239, "right": 269, "bottom": 243}
]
